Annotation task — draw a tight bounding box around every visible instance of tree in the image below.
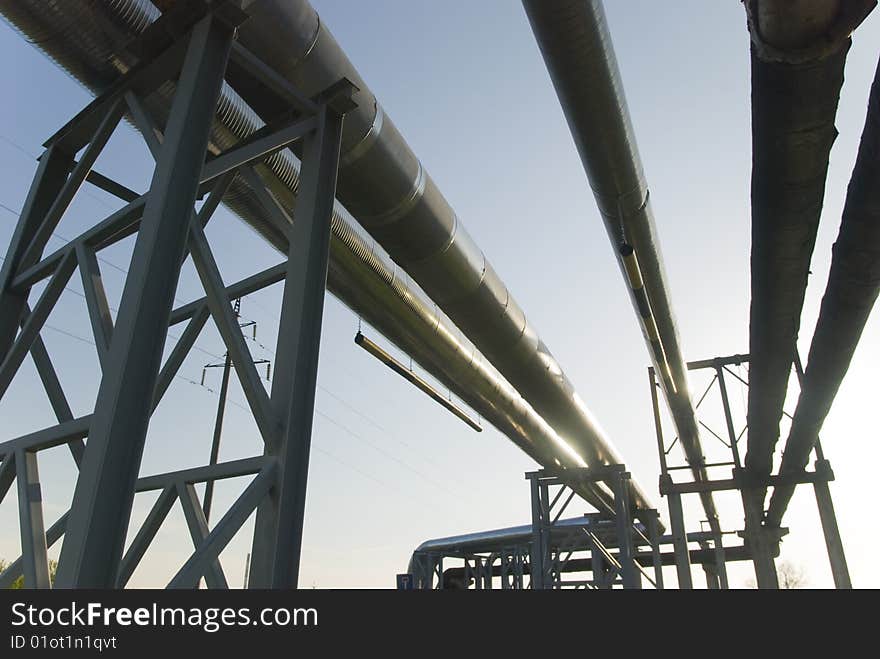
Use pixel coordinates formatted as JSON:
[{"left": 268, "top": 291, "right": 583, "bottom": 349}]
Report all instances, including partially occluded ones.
[
  {"left": 0, "top": 558, "right": 58, "bottom": 589},
  {"left": 776, "top": 560, "right": 808, "bottom": 589},
  {"left": 743, "top": 559, "right": 808, "bottom": 589}
]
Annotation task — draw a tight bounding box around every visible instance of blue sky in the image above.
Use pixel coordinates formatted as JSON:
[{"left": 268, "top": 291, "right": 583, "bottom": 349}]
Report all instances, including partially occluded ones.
[{"left": 0, "top": 1, "right": 878, "bottom": 588}]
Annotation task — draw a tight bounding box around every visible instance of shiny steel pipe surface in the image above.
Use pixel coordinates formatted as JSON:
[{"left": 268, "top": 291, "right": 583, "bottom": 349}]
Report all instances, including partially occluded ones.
[
  {"left": 521, "top": 0, "right": 719, "bottom": 529},
  {"left": 742, "top": 0, "right": 875, "bottom": 499},
  {"left": 228, "top": 0, "right": 651, "bottom": 511},
  {"left": 0, "top": 0, "right": 645, "bottom": 512},
  {"left": 766, "top": 54, "right": 880, "bottom": 528}
]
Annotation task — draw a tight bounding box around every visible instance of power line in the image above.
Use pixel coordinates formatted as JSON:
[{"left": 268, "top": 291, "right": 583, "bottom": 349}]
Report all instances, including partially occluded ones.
[
  {"left": 4, "top": 216, "right": 472, "bottom": 490},
  {"left": 25, "top": 321, "right": 408, "bottom": 497},
  {"left": 313, "top": 408, "right": 458, "bottom": 498},
  {"left": 0, "top": 199, "right": 131, "bottom": 277},
  {"left": 317, "top": 383, "right": 470, "bottom": 488},
  {"left": 0, "top": 154, "right": 462, "bottom": 504},
  {"left": 0, "top": 132, "right": 117, "bottom": 212},
  {"left": 20, "top": 315, "right": 451, "bottom": 510}
]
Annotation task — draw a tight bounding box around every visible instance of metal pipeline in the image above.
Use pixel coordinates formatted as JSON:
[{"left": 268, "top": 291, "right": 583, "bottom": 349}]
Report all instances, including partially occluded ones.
[
  {"left": 742, "top": 0, "right": 875, "bottom": 498},
  {"left": 0, "top": 0, "right": 654, "bottom": 512},
  {"left": 766, "top": 54, "right": 880, "bottom": 528},
  {"left": 224, "top": 0, "right": 652, "bottom": 513},
  {"left": 437, "top": 548, "right": 751, "bottom": 587},
  {"left": 521, "top": 0, "right": 719, "bottom": 529},
  {"left": 409, "top": 518, "right": 748, "bottom": 585}
]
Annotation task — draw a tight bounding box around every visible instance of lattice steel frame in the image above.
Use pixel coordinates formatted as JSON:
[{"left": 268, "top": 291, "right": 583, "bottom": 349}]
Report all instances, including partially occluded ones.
[
  {"left": 650, "top": 354, "right": 851, "bottom": 589},
  {"left": 0, "top": 2, "right": 356, "bottom": 589},
  {"left": 410, "top": 466, "right": 673, "bottom": 590}
]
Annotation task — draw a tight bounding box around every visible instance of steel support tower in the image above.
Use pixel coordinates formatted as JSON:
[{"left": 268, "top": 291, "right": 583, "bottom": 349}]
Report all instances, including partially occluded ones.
[
  {"left": 411, "top": 466, "right": 672, "bottom": 590},
  {"left": 0, "top": 3, "right": 356, "bottom": 589},
  {"left": 650, "top": 354, "right": 851, "bottom": 589}
]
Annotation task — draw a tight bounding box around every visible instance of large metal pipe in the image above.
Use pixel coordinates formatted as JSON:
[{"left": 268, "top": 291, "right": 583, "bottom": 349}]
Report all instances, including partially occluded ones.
[
  {"left": 226, "top": 0, "right": 652, "bottom": 513},
  {"left": 742, "top": 0, "right": 875, "bottom": 498},
  {"left": 438, "top": 548, "right": 751, "bottom": 586},
  {"left": 766, "top": 54, "right": 880, "bottom": 528},
  {"left": 0, "top": 1, "right": 653, "bottom": 511},
  {"left": 410, "top": 518, "right": 749, "bottom": 584},
  {"left": 520, "top": 0, "right": 719, "bottom": 529}
]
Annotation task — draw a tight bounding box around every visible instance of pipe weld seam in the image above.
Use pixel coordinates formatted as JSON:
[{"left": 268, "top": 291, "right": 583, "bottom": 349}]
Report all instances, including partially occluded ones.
[
  {"left": 340, "top": 102, "right": 383, "bottom": 167},
  {"left": 358, "top": 160, "right": 427, "bottom": 226}
]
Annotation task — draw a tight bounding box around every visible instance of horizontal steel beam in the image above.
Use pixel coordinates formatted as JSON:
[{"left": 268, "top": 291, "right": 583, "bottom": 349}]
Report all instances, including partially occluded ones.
[
  {"left": 168, "top": 262, "right": 287, "bottom": 327},
  {"left": 12, "top": 197, "right": 147, "bottom": 291},
  {"left": 200, "top": 115, "right": 317, "bottom": 183},
  {"left": 0, "top": 416, "right": 92, "bottom": 456},
  {"left": 135, "top": 456, "right": 271, "bottom": 493},
  {"left": 661, "top": 468, "right": 833, "bottom": 495},
  {"left": 687, "top": 355, "right": 750, "bottom": 371},
  {"left": 85, "top": 170, "right": 140, "bottom": 203}
]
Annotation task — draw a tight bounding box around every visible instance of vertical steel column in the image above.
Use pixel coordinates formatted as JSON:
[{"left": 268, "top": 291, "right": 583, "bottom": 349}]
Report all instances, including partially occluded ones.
[
  {"left": 719, "top": 364, "right": 778, "bottom": 588},
  {"left": 740, "top": 484, "right": 779, "bottom": 589},
  {"left": 414, "top": 554, "right": 429, "bottom": 590},
  {"left": 540, "top": 481, "right": 553, "bottom": 588},
  {"left": 610, "top": 467, "right": 640, "bottom": 589},
  {"left": 0, "top": 147, "right": 73, "bottom": 360},
  {"left": 551, "top": 549, "right": 561, "bottom": 589},
  {"left": 651, "top": 365, "right": 690, "bottom": 589},
  {"left": 528, "top": 474, "right": 548, "bottom": 590},
  {"left": 716, "top": 366, "right": 743, "bottom": 468},
  {"left": 435, "top": 555, "right": 444, "bottom": 589},
  {"left": 588, "top": 526, "right": 608, "bottom": 589},
  {"left": 712, "top": 533, "right": 729, "bottom": 589},
  {"left": 16, "top": 450, "right": 50, "bottom": 588},
  {"left": 703, "top": 552, "right": 721, "bottom": 590},
  {"left": 55, "top": 16, "right": 234, "bottom": 588},
  {"left": 646, "top": 510, "right": 664, "bottom": 590},
  {"left": 248, "top": 97, "right": 348, "bottom": 588},
  {"left": 813, "top": 459, "right": 852, "bottom": 589},
  {"left": 203, "top": 298, "right": 239, "bottom": 522},
  {"left": 750, "top": 537, "right": 779, "bottom": 589},
  {"left": 666, "top": 488, "right": 693, "bottom": 589},
  {"left": 513, "top": 548, "right": 524, "bottom": 590}
]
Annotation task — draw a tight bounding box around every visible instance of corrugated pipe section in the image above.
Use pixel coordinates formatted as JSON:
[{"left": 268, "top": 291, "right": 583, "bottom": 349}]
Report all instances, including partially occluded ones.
[
  {"left": 521, "top": 0, "right": 719, "bottom": 530},
  {"left": 766, "top": 53, "right": 880, "bottom": 528},
  {"left": 743, "top": 0, "right": 875, "bottom": 503},
  {"left": 0, "top": 0, "right": 650, "bottom": 512}
]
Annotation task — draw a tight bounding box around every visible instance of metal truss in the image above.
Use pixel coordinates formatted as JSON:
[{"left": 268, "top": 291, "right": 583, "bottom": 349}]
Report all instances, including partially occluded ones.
[
  {"left": 410, "top": 466, "right": 671, "bottom": 590},
  {"left": 527, "top": 467, "right": 663, "bottom": 590},
  {"left": 650, "top": 354, "right": 851, "bottom": 589},
  {"left": 0, "top": 3, "right": 356, "bottom": 589}
]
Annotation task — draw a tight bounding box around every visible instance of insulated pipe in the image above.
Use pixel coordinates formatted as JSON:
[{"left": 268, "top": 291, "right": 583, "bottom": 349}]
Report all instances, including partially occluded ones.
[
  {"left": 521, "top": 0, "right": 719, "bottom": 529},
  {"left": 437, "top": 548, "right": 751, "bottom": 585},
  {"left": 0, "top": 0, "right": 656, "bottom": 511},
  {"left": 0, "top": 0, "right": 649, "bottom": 512},
  {"left": 225, "top": 0, "right": 652, "bottom": 515},
  {"left": 766, "top": 54, "right": 880, "bottom": 528},
  {"left": 742, "top": 0, "right": 875, "bottom": 498}
]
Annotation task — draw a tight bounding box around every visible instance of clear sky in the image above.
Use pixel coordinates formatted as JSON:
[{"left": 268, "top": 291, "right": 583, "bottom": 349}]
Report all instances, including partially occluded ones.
[{"left": 0, "top": 1, "right": 878, "bottom": 588}]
